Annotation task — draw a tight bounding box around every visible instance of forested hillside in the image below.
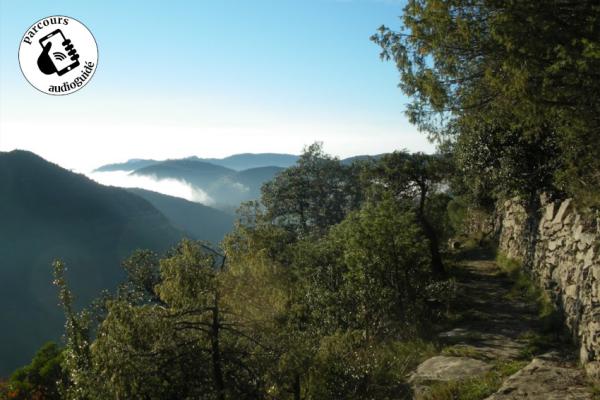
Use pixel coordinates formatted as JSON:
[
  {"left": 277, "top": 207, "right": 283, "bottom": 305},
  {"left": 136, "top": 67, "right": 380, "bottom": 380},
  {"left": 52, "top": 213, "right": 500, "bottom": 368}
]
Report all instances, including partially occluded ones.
[
  {"left": 127, "top": 160, "right": 282, "bottom": 209},
  {"left": 0, "top": 151, "right": 183, "bottom": 376},
  {"left": 127, "top": 188, "right": 234, "bottom": 243},
  {"left": 3, "top": 144, "right": 462, "bottom": 399}
]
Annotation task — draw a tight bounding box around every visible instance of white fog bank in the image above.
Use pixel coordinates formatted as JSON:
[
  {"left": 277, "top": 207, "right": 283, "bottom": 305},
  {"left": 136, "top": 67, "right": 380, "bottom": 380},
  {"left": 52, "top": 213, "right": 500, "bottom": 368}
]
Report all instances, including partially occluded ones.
[{"left": 87, "top": 171, "right": 215, "bottom": 206}]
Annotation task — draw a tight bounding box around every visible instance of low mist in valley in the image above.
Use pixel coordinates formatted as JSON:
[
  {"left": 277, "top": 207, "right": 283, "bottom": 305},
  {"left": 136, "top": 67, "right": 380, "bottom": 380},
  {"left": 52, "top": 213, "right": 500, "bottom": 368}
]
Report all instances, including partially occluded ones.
[{"left": 89, "top": 170, "right": 216, "bottom": 206}]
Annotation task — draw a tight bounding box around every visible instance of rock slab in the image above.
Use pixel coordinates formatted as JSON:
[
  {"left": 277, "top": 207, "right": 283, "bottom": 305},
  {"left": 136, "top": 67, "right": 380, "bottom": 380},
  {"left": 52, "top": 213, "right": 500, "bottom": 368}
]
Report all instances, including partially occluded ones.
[
  {"left": 409, "top": 355, "right": 492, "bottom": 382},
  {"left": 485, "top": 355, "right": 594, "bottom": 400}
]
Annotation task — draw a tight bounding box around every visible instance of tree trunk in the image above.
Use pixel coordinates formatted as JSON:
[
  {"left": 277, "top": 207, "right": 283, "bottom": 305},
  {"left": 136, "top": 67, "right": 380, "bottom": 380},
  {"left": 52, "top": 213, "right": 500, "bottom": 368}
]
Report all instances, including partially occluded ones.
[
  {"left": 420, "top": 215, "right": 446, "bottom": 278},
  {"left": 418, "top": 188, "right": 445, "bottom": 278},
  {"left": 211, "top": 292, "right": 225, "bottom": 400}
]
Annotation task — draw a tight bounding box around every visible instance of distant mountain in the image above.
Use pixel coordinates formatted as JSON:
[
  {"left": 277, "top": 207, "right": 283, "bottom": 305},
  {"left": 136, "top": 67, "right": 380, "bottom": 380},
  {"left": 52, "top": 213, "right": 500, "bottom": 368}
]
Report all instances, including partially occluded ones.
[
  {"left": 131, "top": 159, "right": 235, "bottom": 188},
  {"left": 231, "top": 166, "right": 285, "bottom": 198},
  {"left": 95, "top": 153, "right": 298, "bottom": 174},
  {"left": 93, "top": 153, "right": 381, "bottom": 209},
  {"left": 95, "top": 153, "right": 384, "bottom": 174},
  {"left": 198, "top": 153, "right": 299, "bottom": 171},
  {"left": 232, "top": 167, "right": 285, "bottom": 190},
  {"left": 0, "top": 151, "right": 184, "bottom": 376},
  {"left": 341, "top": 154, "right": 385, "bottom": 165},
  {"left": 131, "top": 160, "right": 283, "bottom": 207},
  {"left": 93, "top": 158, "right": 159, "bottom": 172},
  {"left": 127, "top": 188, "right": 234, "bottom": 243}
]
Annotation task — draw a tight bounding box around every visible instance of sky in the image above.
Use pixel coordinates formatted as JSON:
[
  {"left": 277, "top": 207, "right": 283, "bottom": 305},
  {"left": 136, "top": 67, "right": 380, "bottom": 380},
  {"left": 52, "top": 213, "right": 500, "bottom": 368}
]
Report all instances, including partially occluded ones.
[{"left": 0, "top": 0, "right": 434, "bottom": 172}]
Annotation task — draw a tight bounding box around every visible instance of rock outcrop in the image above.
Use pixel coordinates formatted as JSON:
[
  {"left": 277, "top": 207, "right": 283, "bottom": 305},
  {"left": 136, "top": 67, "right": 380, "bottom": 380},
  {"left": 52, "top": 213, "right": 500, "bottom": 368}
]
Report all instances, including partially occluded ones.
[
  {"left": 410, "top": 355, "right": 492, "bottom": 382},
  {"left": 484, "top": 353, "right": 593, "bottom": 400},
  {"left": 410, "top": 356, "right": 493, "bottom": 399}
]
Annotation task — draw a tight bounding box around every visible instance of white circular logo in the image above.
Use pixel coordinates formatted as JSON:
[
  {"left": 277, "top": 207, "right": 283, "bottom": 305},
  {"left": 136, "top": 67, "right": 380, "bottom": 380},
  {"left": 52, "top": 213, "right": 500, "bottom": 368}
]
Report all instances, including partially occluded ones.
[{"left": 19, "top": 16, "right": 98, "bottom": 95}]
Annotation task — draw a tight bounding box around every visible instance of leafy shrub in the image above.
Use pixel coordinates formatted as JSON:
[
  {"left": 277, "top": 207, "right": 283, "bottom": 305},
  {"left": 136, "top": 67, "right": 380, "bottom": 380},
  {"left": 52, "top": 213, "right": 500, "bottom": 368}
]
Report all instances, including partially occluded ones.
[
  {"left": 307, "top": 332, "right": 435, "bottom": 400},
  {"left": 6, "top": 342, "right": 65, "bottom": 400}
]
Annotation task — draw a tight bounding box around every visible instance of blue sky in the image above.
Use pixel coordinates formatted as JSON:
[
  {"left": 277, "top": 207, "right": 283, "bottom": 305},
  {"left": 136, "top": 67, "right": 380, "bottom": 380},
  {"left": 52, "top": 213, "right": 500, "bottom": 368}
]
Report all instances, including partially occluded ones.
[{"left": 0, "top": 0, "right": 434, "bottom": 171}]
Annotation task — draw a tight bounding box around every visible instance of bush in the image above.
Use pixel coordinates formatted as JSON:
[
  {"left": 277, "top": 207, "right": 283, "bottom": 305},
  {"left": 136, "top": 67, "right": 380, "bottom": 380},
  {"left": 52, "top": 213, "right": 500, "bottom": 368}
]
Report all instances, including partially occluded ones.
[
  {"left": 6, "top": 342, "right": 64, "bottom": 400},
  {"left": 307, "top": 332, "right": 435, "bottom": 400}
]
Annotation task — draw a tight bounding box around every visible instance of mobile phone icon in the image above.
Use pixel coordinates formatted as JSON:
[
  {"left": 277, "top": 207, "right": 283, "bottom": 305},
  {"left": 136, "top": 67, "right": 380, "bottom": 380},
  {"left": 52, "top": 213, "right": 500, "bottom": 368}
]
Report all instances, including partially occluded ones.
[{"left": 38, "top": 29, "right": 80, "bottom": 76}]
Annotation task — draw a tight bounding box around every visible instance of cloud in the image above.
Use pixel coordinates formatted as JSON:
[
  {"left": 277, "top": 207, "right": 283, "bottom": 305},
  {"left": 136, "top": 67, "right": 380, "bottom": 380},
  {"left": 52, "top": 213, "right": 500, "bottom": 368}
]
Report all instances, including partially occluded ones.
[{"left": 88, "top": 171, "right": 215, "bottom": 205}]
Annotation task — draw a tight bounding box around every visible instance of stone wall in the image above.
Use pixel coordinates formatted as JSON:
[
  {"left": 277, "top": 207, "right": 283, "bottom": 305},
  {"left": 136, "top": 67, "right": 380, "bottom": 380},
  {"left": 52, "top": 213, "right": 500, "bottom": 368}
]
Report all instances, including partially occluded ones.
[
  {"left": 498, "top": 199, "right": 529, "bottom": 261},
  {"left": 498, "top": 198, "right": 600, "bottom": 380}
]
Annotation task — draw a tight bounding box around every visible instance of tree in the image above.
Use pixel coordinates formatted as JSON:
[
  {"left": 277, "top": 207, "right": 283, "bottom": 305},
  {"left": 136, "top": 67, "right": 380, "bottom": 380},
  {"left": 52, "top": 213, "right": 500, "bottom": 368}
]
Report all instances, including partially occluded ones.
[
  {"left": 370, "top": 151, "right": 450, "bottom": 277},
  {"left": 53, "top": 240, "right": 269, "bottom": 399},
  {"left": 326, "top": 196, "right": 435, "bottom": 337},
  {"left": 5, "top": 342, "right": 65, "bottom": 400},
  {"left": 371, "top": 0, "right": 600, "bottom": 206},
  {"left": 52, "top": 260, "right": 95, "bottom": 400},
  {"left": 223, "top": 194, "right": 445, "bottom": 398},
  {"left": 261, "top": 143, "right": 364, "bottom": 238},
  {"left": 453, "top": 116, "right": 562, "bottom": 208}
]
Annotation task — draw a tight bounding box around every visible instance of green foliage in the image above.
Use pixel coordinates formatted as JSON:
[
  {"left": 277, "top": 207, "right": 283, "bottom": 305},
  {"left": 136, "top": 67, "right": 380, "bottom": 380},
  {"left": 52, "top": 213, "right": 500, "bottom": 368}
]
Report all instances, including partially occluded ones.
[
  {"left": 495, "top": 253, "right": 566, "bottom": 358},
  {"left": 454, "top": 119, "right": 561, "bottom": 203},
  {"left": 218, "top": 145, "right": 456, "bottom": 397},
  {"left": 370, "top": 151, "right": 453, "bottom": 276},
  {"left": 372, "top": 0, "right": 600, "bottom": 206},
  {"left": 440, "top": 345, "right": 488, "bottom": 360},
  {"left": 283, "top": 196, "right": 438, "bottom": 341},
  {"left": 446, "top": 196, "right": 471, "bottom": 235},
  {"left": 327, "top": 197, "right": 435, "bottom": 337},
  {"left": 64, "top": 240, "right": 267, "bottom": 399},
  {"left": 261, "top": 142, "right": 364, "bottom": 238},
  {"left": 36, "top": 144, "right": 464, "bottom": 399},
  {"left": 52, "top": 261, "right": 94, "bottom": 400},
  {"left": 222, "top": 176, "right": 454, "bottom": 397},
  {"left": 5, "top": 342, "right": 65, "bottom": 400},
  {"left": 420, "top": 360, "right": 527, "bottom": 400},
  {"left": 496, "top": 253, "right": 554, "bottom": 318},
  {"left": 495, "top": 253, "right": 522, "bottom": 278},
  {"left": 426, "top": 192, "right": 454, "bottom": 243},
  {"left": 446, "top": 196, "right": 495, "bottom": 245},
  {"left": 307, "top": 333, "right": 435, "bottom": 400}
]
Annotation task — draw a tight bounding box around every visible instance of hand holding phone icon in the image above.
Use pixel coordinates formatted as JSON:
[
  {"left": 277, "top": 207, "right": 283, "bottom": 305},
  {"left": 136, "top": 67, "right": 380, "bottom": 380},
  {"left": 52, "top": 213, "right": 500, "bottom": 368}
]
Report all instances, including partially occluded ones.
[{"left": 37, "top": 29, "right": 80, "bottom": 76}]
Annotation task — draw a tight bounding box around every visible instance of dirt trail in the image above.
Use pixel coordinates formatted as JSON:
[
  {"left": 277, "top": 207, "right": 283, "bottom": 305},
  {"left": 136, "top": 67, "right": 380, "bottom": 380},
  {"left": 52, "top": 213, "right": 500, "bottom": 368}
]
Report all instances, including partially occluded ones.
[
  {"left": 410, "top": 257, "right": 596, "bottom": 399},
  {"left": 440, "top": 259, "right": 539, "bottom": 359}
]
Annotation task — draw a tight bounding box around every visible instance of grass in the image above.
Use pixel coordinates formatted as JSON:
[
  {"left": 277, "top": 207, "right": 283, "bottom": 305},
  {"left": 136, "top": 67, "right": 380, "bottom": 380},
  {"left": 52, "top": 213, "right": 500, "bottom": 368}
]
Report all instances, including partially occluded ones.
[
  {"left": 448, "top": 237, "right": 497, "bottom": 263},
  {"left": 389, "top": 339, "right": 440, "bottom": 374},
  {"left": 494, "top": 252, "right": 521, "bottom": 277},
  {"left": 496, "top": 253, "right": 559, "bottom": 323},
  {"left": 495, "top": 252, "right": 569, "bottom": 358},
  {"left": 441, "top": 345, "right": 490, "bottom": 361},
  {"left": 517, "top": 330, "right": 565, "bottom": 360},
  {"left": 589, "top": 383, "right": 600, "bottom": 399},
  {"left": 419, "top": 360, "right": 527, "bottom": 400}
]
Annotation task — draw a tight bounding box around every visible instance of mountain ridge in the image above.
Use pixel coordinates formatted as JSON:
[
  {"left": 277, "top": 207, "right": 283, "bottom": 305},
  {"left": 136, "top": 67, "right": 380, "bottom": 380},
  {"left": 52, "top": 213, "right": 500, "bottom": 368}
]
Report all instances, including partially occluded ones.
[
  {"left": 0, "top": 150, "right": 186, "bottom": 375},
  {"left": 126, "top": 188, "right": 234, "bottom": 243},
  {"left": 94, "top": 152, "right": 385, "bottom": 174}
]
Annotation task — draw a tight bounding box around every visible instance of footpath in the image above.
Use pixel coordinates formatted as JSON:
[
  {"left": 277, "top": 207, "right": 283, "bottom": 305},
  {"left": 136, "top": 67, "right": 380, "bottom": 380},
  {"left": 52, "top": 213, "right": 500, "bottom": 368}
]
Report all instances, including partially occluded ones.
[{"left": 410, "top": 256, "right": 597, "bottom": 399}]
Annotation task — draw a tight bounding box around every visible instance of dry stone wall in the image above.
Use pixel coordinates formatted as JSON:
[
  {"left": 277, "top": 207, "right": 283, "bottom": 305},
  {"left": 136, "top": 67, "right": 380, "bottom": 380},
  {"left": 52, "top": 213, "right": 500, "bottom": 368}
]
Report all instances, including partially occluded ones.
[{"left": 498, "top": 198, "right": 600, "bottom": 380}]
